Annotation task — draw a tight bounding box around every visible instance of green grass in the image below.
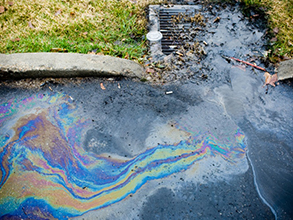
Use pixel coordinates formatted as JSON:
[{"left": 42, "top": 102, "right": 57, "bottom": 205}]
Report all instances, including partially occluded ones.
[
  {"left": 1, "top": 0, "right": 292, "bottom": 62},
  {"left": 240, "top": 0, "right": 293, "bottom": 61},
  {"left": 0, "top": 0, "right": 160, "bottom": 60}
]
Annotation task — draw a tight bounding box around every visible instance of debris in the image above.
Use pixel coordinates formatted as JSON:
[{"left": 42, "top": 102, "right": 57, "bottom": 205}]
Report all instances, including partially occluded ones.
[
  {"left": 203, "top": 41, "right": 208, "bottom": 46},
  {"left": 263, "top": 72, "right": 278, "bottom": 87},
  {"left": 223, "top": 55, "right": 267, "bottom": 71},
  {"left": 11, "top": 38, "right": 20, "bottom": 42},
  {"left": 175, "top": 51, "right": 184, "bottom": 56},
  {"left": 273, "top": 27, "right": 279, "bottom": 34},
  {"left": 55, "top": 9, "right": 62, "bottom": 16},
  {"left": 165, "top": 91, "right": 173, "bottom": 95},
  {"left": 49, "top": 86, "right": 53, "bottom": 91},
  {"left": 8, "top": 1, "right": 13, "bottom": 6},
  {"left": 69, "top": 95, "right": 74, "bottom": 100},
  {"left": 107, "top": 78, "right": 114, "bottom": 81},
  {"left": 28, "top": 21, "right": 35, "bottom": 29},
  {"left": 213, "top": 17, "right": 221, "bottom": 23},
  {"left": 0, "top": 6, "right": 4, "bottom": 14},
  {"left": 100, "top": 83, "right": 106, "bottom": 90},
  {"left": 118, "top": 83, "right": 121, "bottom": 89},
  {"left": 91, "top": 49, "right": 98, "bottom": 53},
  {"left": 40, "top": 81, "right": 46, "bottom": 87},
  {"left": 146, "top": 68, "right": 155, "bottom": 74},
  {"left": 201, "top": 74, "right": 208, "bottom": 79},
  {"left": 156, "top": 64, "right": 165, "bottom": 69},
  {"left": 51, "top": 48, "right": 68, "bottom": 52}
]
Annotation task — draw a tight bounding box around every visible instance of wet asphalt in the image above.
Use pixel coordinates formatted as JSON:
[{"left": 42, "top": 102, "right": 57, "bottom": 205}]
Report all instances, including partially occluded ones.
[{"left": 0, "top": 3, "right": 293, "bottom": 220}]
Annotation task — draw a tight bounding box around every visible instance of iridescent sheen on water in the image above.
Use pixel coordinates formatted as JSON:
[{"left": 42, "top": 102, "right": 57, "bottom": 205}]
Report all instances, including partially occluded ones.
[{"left": 0, "top": 93, "right": 246, "bottom": 219}]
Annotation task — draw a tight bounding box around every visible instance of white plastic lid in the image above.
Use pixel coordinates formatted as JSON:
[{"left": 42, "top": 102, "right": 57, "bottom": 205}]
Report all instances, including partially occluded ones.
[{"left": 146, "top": 31, "right": 163, "bottom": 42}]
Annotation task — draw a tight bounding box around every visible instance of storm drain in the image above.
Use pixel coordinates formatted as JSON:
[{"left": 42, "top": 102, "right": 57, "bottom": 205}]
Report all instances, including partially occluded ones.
[{"left": 148, "top": 5, "right": 204, "bottom": 56}]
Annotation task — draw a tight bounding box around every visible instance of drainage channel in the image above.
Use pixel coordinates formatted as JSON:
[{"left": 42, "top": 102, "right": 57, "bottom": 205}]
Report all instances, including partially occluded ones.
[{"left": 148, "top": 5, "right": 203, "bottom": 56}]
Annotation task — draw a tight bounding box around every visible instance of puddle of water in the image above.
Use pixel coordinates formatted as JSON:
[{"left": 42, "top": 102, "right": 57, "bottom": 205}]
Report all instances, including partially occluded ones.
[
  {"left": 0, "top": 90, "right": 248, "bottom": 219},
  {"left": 211, "top": 61, "right": 293, "bottom": 219}
]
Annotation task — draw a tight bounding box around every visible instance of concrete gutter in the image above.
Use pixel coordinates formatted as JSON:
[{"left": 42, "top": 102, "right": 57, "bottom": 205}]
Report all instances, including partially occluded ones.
[
  {"left": 278, "top": 59, "right": 293, "bottom": 80},
  {"left": 0, "top": 53, "right": 145, "bottom": 80}
]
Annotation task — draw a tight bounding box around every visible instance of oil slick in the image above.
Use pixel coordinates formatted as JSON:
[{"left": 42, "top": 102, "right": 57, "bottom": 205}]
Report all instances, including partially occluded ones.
[{"left": 0, "top": 93, "right": 247, "bottom": 219}]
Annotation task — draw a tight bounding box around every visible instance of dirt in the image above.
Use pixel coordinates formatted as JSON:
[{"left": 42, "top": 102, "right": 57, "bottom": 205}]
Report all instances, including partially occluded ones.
[{"left": 144, "top": 2, "right": 273, "bottom": 85}]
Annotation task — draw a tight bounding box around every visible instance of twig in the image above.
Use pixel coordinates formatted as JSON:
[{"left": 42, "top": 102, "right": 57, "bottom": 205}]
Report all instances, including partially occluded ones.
[{"left": 228, "top": 56, "right": 266, "bottom": 71}]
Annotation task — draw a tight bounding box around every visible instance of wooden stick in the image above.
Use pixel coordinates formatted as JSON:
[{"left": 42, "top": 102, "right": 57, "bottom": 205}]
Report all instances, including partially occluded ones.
[{"left": 229, "top": 56, "right": 267, "bottom": 71}]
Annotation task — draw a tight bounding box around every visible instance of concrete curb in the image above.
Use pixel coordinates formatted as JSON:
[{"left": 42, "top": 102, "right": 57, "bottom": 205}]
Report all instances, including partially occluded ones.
[
  {"left": 277, "top": 59, "right": 293, "bottom": 81},
  {"left": 278, "top": 59, "right": 293, "bottom": 80},
  {"left": 0, "top": 53, "right": 145, "bottom": 80}
]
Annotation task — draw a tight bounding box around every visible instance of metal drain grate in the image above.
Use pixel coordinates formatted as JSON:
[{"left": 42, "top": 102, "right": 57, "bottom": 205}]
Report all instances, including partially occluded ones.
[
  {"left": 160, "top": 8, "right": 191, "bottom": 55},
  {"left": 149, "top": 5, "right": 203, "bottom": 56}
]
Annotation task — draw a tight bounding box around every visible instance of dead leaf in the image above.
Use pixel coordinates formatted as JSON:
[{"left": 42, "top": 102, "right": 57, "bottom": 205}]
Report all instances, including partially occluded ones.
[
  {"left": 270, "top": 37, "right": 277, "bottom": 42},
  {"left": 11, "top": 38, "right": 20, "bottom": 42},
  {"left": 28, "top": 21, "right": 35, "bottom": 29},
  {"left": 100, "top": 83, "right": 106, "bottom": 90},
  {"left": 55, "top": 9, "right": 62, "bottom": 16},
  {"left": 213, "top": 17, "right": 221, "bottom": 23},
  {"left": 283, "top": 56, "right": 290, "bottom": 60},
  {"left": 273, "top": 27, "right": 279, "bottom": 34},
  {"left": 0, "top": 6, "right": 5, "bottom": 14},
  {"left": 146, "top": 68, "right": 155, "bottom": 74},
  {"left": 263, "top": 72, "right": 278, "bottom": 87},
  {"left": 51, "top": 48, "right": 68, "bottom": 52},
  {"left": 124, "top": 52, "right": 129, "bottom": 59},
  {"left": 270, "top": 74, "right": 278, "bottom": 87},
  {"left": 70, "top": 11, "right": 75, "bottom": 17},
  {"left": 8, "top": 1, "right": 13, "bottom": 6}
]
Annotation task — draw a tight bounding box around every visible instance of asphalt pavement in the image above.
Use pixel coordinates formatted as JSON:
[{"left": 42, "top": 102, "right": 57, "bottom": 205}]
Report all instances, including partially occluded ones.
[
  {"left": 1, "top": 70, "right": 292, "bottom": 219},
  {"left": 0, "top": 3, "right": 293, "bottom": 220}
]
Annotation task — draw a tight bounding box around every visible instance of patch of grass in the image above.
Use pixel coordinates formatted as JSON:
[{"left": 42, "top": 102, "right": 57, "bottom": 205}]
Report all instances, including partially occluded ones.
[
  {"left": 206, "top": 0, "right": 293, "bottom": 61},
  {"left": 240, "top": 0, "right": 293, "bottom": 61},
  {"left": 1, "top": 0, "right": 291, "bottom": 62},
  {"left": 0, "top": 0, "right": 160, "bottom": 60}
]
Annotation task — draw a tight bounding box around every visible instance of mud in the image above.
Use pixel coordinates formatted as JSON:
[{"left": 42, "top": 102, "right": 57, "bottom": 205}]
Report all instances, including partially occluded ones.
[{"left": 145, "top": 2, "right": 272, "bottom": 84}]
